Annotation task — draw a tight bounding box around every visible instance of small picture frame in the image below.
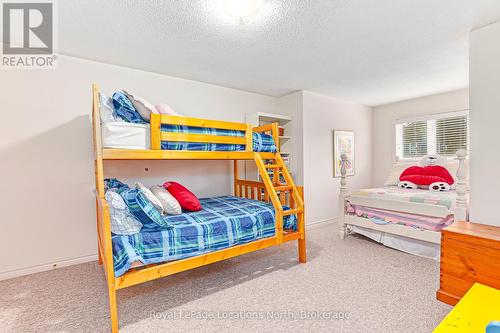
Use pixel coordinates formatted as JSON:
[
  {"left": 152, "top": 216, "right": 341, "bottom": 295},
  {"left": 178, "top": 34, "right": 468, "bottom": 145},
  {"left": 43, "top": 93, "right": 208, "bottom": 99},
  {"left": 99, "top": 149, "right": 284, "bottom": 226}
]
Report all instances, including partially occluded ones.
[{"left": 333, "top": 130, "right": 355, "bottom": 177}]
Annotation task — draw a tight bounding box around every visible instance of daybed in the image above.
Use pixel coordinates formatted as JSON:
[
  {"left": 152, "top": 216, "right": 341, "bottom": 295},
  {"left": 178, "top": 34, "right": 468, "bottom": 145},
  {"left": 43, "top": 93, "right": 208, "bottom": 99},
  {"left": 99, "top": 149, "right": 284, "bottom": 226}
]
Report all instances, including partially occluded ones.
[{"left": 338, "top": 151, "right": 468, "bottom": 259}]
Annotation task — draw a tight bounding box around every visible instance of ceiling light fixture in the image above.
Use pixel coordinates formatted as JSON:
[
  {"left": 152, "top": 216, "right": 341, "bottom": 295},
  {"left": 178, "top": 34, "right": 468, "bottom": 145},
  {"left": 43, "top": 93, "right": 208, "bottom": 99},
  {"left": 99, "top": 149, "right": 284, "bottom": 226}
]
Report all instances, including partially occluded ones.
[{"left": 223, "top": 0, "right": 264, "bottom": 18}]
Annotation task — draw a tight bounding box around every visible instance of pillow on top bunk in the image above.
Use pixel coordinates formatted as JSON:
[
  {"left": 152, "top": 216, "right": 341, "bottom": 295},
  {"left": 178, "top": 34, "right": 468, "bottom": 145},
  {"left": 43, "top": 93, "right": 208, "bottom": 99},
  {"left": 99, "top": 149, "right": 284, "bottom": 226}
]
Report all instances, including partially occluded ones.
[
  {"left": 112, "top": 92, "right": 146, "bottom": 124},
  {"left": 123, "top": 90, "right": 158, "bottom": 122},
  {"left": 100, "top": 93, "right": 121, "bottom": 123},
  {"left": 155, "top": 104, "right": 180, "bottom": 116},
  {"left": 135, "top": 182, "right": 164, "bottom": 215},
  {"left": 163, "top": 181, "right": 202, "bottom": 211},
  {"left": 150, "top": 185, "right": 182, "bottom": 215}
]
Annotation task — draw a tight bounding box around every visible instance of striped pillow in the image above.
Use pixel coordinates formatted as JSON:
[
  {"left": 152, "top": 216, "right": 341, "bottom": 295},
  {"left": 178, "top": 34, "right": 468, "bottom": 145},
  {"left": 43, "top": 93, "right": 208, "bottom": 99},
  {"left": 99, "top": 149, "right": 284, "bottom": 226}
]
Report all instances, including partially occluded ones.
[
  {"left": 150, "top": 185, "right": 182, "bottom": 215},
  {"left": 119, "top": 187, "right": 172, "bottom": 229}
]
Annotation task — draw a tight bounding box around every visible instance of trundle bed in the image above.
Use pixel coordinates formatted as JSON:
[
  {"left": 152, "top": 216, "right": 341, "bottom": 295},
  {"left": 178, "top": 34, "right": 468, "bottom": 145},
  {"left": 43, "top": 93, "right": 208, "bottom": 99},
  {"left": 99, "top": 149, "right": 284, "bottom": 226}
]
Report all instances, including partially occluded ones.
[{"left": 92, "top": 84, "right": 305, "bottom": 332}]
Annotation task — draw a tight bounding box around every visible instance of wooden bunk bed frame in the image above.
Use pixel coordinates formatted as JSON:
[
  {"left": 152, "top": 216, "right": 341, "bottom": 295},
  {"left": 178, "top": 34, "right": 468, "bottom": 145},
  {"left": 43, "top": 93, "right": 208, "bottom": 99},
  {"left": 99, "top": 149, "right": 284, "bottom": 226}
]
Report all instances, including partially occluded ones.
[
  {"left": 338, "top": 150, "right": 468, "bottom": 244},
  {"left": 91, "top": 84, "right": 305, "bottom": 332}
]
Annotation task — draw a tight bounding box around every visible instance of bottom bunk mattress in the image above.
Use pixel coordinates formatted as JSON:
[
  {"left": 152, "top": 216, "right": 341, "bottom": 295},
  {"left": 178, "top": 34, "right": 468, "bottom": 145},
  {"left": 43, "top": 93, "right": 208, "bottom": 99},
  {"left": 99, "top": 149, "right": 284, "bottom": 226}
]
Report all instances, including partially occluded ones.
[{"left": 112, "top": 196, "right": 297, "bottom": 277}]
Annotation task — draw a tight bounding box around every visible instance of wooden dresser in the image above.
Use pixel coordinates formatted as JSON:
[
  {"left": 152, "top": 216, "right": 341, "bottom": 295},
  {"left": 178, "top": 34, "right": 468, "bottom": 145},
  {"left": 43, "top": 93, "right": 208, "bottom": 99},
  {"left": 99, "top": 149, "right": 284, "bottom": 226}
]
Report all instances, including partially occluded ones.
[{"left": 437, "top": 221, "right": 500, "bottom": 306}]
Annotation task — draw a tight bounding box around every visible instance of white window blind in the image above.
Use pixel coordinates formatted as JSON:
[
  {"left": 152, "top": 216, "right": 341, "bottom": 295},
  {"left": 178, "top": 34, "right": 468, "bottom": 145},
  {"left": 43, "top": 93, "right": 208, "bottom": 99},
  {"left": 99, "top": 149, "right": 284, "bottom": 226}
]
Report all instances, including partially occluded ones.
[{"left": 395, "top": 111, "right": 469, "bottom": 159}]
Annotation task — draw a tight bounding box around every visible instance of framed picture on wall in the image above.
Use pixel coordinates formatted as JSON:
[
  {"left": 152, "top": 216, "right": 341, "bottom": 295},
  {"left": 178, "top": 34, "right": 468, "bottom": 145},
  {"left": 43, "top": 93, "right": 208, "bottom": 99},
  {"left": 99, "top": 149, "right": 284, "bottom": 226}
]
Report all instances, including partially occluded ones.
[{"left": 333, "top": 130, "right": 355, "bottom": 177}]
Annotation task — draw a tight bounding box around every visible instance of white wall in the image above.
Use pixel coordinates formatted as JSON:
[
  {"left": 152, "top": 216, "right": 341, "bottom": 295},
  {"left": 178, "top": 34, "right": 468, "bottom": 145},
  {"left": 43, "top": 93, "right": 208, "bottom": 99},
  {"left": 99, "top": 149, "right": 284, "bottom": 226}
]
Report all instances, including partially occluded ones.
[
  {"left": 302, "top": 92, "right": 373, "bottom": 224},
  {"left": 0, "top": 55, "right": 279, "bottom": 276},
  {"left": 470, "top": 21, "right": 500, "bottom": 226},
  {"left": 372, "top": 89, "right": 469, "bottom": 186}
]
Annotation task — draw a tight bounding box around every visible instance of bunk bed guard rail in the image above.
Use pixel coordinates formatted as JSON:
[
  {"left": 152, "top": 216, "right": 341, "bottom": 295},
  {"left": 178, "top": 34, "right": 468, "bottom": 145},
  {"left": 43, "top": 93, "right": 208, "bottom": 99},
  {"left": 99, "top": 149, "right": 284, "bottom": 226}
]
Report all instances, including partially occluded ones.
[{"left": 150, "top": 113, "right": 259, "bottom": 151}]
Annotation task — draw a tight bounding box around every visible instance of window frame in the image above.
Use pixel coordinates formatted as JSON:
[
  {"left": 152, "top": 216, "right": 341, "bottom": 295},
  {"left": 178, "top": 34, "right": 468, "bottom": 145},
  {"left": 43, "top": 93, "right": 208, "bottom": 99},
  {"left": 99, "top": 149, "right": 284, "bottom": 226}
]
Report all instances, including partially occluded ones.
[{"left": 393, "top": 109, "right": 469, "bottom": 162}]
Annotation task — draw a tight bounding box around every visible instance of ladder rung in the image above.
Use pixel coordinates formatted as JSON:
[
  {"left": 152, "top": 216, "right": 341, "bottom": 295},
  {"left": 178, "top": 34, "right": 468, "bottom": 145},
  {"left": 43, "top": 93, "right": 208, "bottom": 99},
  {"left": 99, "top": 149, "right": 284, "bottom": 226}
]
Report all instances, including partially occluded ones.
[
  {"left": 283, "top": 208, "right": 302, "bottom": 216},
  {"left": 274, "top": 185, "right": 293, "bottom": 191},
  {"left": 265, "top": 164, "right": 282, "bottom": 169},
  {"left": 263, "top": 155, "right": 277, "bottom": 160}
]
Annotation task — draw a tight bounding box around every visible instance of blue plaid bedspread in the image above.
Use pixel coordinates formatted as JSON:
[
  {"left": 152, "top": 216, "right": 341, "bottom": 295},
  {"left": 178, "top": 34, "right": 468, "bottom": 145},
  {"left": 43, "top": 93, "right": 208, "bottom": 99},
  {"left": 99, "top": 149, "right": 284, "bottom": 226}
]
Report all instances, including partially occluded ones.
[
  {"left": 160, "top": 125, "right": 277, "bottom": 152},
  {"left": 112, "top": 196, "right": 297, "bottom": 277}
]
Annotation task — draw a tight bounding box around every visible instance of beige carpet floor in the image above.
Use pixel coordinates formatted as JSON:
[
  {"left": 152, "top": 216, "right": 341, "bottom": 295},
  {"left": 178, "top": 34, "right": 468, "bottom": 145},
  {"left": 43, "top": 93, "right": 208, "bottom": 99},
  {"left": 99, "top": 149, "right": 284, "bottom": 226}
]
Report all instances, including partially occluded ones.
[{"left": 0, "top": 222, "right": 451, "bottom": 332}]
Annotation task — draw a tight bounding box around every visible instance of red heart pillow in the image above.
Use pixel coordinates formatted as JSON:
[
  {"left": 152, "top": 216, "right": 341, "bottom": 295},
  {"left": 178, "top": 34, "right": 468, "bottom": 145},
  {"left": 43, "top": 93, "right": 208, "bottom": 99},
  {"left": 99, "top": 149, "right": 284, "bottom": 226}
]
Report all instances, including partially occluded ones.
[
  {"left": 399, "top": 165, "right": 454, "bottom": 186},
  {"left": 162, "top": 181, "right": 202, "bottom": 212}
]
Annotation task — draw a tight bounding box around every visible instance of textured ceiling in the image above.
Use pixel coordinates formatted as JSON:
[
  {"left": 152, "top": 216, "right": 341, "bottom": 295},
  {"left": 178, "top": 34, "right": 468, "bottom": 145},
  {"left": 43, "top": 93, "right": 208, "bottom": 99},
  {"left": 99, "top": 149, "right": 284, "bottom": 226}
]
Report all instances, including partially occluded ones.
[{"left": 57, "top": 0, "right": 500, "bottom": 106}]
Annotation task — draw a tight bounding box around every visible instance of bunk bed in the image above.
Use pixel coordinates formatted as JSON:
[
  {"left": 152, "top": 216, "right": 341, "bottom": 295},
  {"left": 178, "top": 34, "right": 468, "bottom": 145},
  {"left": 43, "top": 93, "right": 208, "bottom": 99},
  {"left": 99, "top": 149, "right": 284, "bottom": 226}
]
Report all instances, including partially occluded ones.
[
  {"left": 91, "top": 84, "right": 305, "bottom": 332},
  {"left": 338, "top": 151, "right": 468, "bottom": 258}
]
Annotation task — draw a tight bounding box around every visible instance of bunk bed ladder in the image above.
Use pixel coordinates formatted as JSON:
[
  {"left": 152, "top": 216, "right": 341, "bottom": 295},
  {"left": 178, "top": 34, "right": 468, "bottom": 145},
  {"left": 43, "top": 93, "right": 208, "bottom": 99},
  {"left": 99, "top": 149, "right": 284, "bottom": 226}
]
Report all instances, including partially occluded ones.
[{"left": 255, "top": 152, "right": 305, "bottom": 257}]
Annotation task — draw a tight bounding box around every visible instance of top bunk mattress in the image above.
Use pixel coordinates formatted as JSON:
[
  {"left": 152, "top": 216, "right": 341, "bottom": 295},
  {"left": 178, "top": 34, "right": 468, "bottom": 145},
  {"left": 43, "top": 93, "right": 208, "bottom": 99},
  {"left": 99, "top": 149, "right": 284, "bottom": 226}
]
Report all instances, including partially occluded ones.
[{"left": 102, "top": 121, "right": 277, "bottom": 152}]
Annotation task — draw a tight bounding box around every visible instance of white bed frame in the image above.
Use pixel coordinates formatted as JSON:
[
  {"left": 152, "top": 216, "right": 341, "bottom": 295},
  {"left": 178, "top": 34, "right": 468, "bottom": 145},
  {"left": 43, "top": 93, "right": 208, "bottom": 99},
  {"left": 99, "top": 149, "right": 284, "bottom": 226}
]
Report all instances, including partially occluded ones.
[{"left": 339, "top": 150, "right": 468, "bottom": 244}]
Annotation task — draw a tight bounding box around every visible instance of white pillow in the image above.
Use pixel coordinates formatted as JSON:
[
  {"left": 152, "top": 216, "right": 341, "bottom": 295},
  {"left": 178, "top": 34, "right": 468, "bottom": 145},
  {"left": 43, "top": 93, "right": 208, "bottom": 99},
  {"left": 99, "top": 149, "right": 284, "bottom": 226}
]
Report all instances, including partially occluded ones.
[
  {"left": 150, "top": 185, "right": 182, "bottom": 215},
  {"left": 155, "top": 103, "right": 180, "bottom": 116},
  {"left": 99, "top": 93, "right": 119, "bottom": 123},
  {"left": 105, "top": 190, "right": 143, "bottom": 235},
  {"left": 123, "top": 90, "right": 158, "bottom": 121},
  {"left": 384, "top": 162, "right": 414, "bottom": 186},
  {"left": 135, "top": 182, "right": 165, "bottom": 215}
]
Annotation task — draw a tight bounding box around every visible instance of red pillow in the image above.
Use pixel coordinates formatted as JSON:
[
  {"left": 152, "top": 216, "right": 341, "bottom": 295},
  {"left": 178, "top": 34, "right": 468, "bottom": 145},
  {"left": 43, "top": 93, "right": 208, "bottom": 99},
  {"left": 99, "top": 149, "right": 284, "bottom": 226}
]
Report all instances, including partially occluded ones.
[
  {"left": 162, "top": 181, "right": 202, "bottom": 211},
  {"left": 399, "top": 165, "right": 454, "bottom": 186}
]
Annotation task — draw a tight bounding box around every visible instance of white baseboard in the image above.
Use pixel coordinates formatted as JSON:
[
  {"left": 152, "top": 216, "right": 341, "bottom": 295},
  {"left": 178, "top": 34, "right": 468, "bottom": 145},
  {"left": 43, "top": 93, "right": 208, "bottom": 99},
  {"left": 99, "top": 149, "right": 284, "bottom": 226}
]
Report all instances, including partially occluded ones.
[
  {"left": 0, "top": 254, "right": 98, "bottom": 281},
  {"left": 307, "top": 217, "right": 338, "bottom": 228},
  {"left": 0, "top": 218, "right": 337, "bottom": 281}
]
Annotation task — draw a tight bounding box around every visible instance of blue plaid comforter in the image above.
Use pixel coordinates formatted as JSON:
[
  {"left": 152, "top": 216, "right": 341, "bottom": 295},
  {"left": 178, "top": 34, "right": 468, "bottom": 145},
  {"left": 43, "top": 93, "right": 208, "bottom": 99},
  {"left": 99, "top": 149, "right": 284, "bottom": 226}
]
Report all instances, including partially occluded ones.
[
  {"left": 160, "top": 125, "right": 277, "bottom": 152},
  {"left": 112, "top": 196, "right": 297, "bottom": 277}
]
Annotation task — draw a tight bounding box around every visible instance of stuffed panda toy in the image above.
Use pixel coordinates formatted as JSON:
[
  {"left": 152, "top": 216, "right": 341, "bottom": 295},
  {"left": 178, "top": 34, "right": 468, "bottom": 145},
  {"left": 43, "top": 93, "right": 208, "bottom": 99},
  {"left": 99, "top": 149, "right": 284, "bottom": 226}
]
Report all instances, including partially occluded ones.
[{"left": 398, "top": 155, "right": 454, "bottom": 192}]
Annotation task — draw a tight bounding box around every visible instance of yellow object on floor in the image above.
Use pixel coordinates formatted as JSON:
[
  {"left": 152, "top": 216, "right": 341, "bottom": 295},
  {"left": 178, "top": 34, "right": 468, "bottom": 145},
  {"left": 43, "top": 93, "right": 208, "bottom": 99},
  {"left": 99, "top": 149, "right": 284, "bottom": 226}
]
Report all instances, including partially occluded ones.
[{"left": 434, "top": 283, "right": 500, "bottom": 333}]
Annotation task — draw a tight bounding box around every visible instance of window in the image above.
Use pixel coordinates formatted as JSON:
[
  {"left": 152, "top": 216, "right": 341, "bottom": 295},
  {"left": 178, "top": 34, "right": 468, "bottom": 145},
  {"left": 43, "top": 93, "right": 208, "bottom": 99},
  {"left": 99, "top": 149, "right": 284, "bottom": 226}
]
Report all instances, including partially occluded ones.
[{"left": 395, "top": 111, "right": 469, "bottom": 159}]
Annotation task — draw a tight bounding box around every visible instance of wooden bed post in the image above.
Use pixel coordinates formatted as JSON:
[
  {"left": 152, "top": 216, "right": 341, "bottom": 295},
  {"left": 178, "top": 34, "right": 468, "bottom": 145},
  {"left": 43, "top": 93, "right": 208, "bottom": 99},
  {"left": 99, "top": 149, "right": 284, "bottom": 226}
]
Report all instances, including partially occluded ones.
[
  {"left": 339, "top": 153, "right": 348, "bottom": 239},
  {"left": 92, "top": 84, "right": 104, "bottom": 199},
  {"left": 271, "top": 123, "right": 280, "bottom": 185},
  {"left": 245, "top": 123, "right": 253, "bottom": 152},
  {"left": 92, "top": 83, "right": 104, "bottom": 265},
  {"left": 233, "top": 160, "right": 239, "bottom": 196},
  {"left": 271, "top": 122, "right": 280, "bottom": 151},
  {"left": 150, "top": 113, "right": 162, "bottom": 150},
  {"left": 92, "top": 84, "right": 119, "bottom": 333},
  {"left": 454, "top": 149, "right": 468, "bottom": 222},
  {"left": 297, "top": 186, "right": 306, "bottom": 263}
]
